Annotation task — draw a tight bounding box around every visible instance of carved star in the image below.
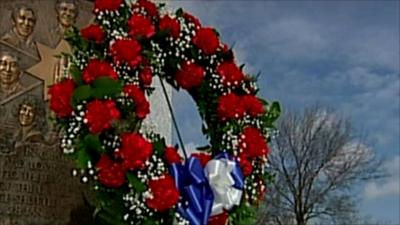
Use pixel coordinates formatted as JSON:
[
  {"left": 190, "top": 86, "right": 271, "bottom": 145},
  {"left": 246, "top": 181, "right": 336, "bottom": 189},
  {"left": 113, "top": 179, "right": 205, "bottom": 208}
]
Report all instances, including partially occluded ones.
[{"left": 27, "top": 40, "right": 71, "bottom": 100}]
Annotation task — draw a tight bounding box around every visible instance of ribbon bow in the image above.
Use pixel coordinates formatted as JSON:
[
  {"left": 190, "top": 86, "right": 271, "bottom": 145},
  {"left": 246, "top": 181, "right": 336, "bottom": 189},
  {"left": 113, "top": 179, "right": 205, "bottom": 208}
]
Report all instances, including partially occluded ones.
[
  {"left": 204, "top": 152, "right": 244, "bottom": 216},
  {"left": 170, "top": 157, "right": 214, "bottom": 225}
]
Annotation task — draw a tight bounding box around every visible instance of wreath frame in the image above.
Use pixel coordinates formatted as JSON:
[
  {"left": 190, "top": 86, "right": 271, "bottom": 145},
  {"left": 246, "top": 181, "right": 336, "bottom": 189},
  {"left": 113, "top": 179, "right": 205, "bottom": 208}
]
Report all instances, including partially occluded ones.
[{"left": 48, "top": 1, "right": 281, "bottom": 225}]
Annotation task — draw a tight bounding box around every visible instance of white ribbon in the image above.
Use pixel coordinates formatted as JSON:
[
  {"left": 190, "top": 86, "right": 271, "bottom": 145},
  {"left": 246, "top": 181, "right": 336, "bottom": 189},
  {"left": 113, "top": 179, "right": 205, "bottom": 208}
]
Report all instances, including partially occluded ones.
[{"left": 204, "top": 158, "right": 243, "bottom": 216}]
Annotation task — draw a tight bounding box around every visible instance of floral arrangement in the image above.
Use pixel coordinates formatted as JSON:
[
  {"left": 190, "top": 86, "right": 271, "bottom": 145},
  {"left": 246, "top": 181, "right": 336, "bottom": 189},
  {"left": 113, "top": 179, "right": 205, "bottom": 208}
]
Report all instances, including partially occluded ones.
[{"left": 48, "top": 0, "right": 280, "bottom": 224}]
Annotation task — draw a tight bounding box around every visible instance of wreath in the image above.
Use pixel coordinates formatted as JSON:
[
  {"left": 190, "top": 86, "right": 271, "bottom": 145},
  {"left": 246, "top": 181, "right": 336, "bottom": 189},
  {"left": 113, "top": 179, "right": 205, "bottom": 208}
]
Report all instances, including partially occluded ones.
[{"left": 48, "top": 0, "right": 281, "bottom": 224}]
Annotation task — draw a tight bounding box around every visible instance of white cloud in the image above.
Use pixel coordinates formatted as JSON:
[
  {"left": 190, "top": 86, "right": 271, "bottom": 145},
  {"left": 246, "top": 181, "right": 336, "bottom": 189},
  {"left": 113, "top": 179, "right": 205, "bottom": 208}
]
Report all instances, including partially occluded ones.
[{"left": 364, "top": 156, "right": 400, "bottom": 199}]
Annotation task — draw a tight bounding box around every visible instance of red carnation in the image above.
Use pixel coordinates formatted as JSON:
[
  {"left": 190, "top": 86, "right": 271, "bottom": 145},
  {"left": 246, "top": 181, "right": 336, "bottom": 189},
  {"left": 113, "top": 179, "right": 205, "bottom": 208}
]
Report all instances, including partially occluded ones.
[
  {"left": 183, "top": 12, "right": 201, "bottom": 29},
  {"left": 146, "top": 175, "right": 180, "bottom": 212},
  {"left": 217, "top": 93, "right": 245, "bottom": 121},
  {"left": 175, "top": 61, "right": 205, "bottom": 89},
  {"left": 164, "top": 146, "right": 181, "bottom": 164},
  {"left": 94, "top": 0, "right": 123, "bottom": 12},
  {"left": 85, "top": 100, "right": 121, "bottom": 133},
  {"left": 191, "top": 153, "right": 212, "bottom": 168},
  {"left": 193, "top": 27, "right": 219, "bottom": 55},
  {"left": 238, "top": 154, "right": 253, "bottom": 177},
  {"left": 82, "top": 59, "right": 118, "bottom": 83},
  {"left": 48, "top": 78, "right": 75, "bottom": 118},
  {"left": 239, "top": 127, "right": 269, "bottom": 159},
  {"left": 110, "top": 39, "right": 142, "bottom": 68},
  {"left": 159, "top": 15, "right": 181, "bottom": 39},
  {"left": 208, "top": 212, "right": 229, "bottom": 225},
  {"left": 221, "top": 43, "right": 230, "bottom": 54},
  {"left": 123, "top": 84, "right": 150, "bottom": 119},
  {"left": 81, "top": 24, "right": 105, "bottom": 43},
  {"left": 96, "top": 155, "right": 126, "bottom": 188},
  {"left": 216, "top": 62, "right": 245, "bottom": 87},
  {"left": 139, "top": 67, "right": 153, "bottom": 86},
  {"left": 137, "top": 0, "right": 158, "bottom": 17},
  {"left": 119, "top": 133, "right": 153, "bottom": 170},
  {"left": 242, "top": 95, "right": 265, "bottom": 117},
  {"left": 128, "top": 14, "right": 156, "bottom": 39}
]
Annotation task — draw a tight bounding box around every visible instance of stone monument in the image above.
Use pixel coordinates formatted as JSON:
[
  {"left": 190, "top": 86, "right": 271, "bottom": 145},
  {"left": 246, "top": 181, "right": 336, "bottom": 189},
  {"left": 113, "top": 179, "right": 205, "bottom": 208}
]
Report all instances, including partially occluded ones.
[{"left": 0, "top": 1, "right": 173, "bottom": 224}]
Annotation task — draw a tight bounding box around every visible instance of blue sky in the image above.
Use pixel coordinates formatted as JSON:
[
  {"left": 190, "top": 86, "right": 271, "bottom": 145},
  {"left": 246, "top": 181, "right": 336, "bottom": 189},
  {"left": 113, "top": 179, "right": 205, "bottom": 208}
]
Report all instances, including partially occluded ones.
[{"left": 169, "top": 1, "right": 400, "bottom": 224}]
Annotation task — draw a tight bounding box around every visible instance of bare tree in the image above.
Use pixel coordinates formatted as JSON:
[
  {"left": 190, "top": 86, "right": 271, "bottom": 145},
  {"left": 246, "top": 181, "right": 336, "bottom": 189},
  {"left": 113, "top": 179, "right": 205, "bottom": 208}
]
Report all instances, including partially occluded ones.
[{"left": 258, "top": 106, "right": 384, "bottom": 225}]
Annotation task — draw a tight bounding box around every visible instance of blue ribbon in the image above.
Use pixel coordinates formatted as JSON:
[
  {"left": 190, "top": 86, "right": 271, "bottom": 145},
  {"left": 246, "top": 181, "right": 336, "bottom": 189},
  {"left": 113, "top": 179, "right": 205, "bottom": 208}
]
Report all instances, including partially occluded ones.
[
  {"left": 170, "top": 157, "right": 214, "bottom": 225},
  {"left": 214, "top": 152, "right": 245, "bottom": 190}
]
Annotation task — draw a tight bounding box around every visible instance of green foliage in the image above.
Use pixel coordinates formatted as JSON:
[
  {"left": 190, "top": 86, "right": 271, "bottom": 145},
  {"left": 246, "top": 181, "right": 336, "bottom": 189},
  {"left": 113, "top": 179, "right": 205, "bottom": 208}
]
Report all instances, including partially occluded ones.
[
  {"left": 229, "top": 203, "right": 258, "bottom": 225},
  {"left": 127, "top": 172, "right": 146, "bottom": 193},
  {"left": 152, "top": 138, "right": 166, "bottom": 157},
  {"left": 95, "top": 190, "right": 126, "bottom": 225},
  {"left": 92, "top": 77, "right": 123, "bottom": 98},
  {"left": 268, "top": 101, "right": 281, "bottom": 122},
  {"left": 75, "top": 146, "right": 91, "bottom": 169},
  {"left": 83, "top": 134, "right": 105, "bottom": 154},
  {"left": 72, "top": 85, "right": 93, "bottom": 106},
  {"left": 70, "top": 64, "right": 83, "bottom": 85},
  {"left": 175, "top": 8, "right": 184, "bottom": 17}
]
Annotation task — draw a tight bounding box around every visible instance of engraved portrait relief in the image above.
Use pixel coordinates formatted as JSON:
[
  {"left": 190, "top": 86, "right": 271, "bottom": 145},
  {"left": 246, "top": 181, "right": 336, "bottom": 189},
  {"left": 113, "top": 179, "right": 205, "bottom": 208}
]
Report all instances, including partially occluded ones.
[
  {"left": 48, "top": 0, "right": 78, "bottom": 48},
  {"left": 0, "top": 52, "right": 25, "bottom": 102},
  {"left": 0, "top": 1, "right": 171, "bottom": 224},
  {"left": 0, "top": 1, "right": 95, "bottom": 224},
  {"left": 1, "top": 5, "right": 39, "bottom": 59},
  {"left": 12, "top": 96, "right": 47, "bottom": 149}
]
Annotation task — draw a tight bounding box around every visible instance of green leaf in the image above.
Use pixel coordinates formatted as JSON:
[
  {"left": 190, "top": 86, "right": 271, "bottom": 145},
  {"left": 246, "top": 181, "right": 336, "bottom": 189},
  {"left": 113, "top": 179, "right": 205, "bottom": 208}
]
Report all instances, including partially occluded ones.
[
  {"left": 175, "top": 8, "right": 184, "bottom": 17},
  {"left": 70, "top": 64, "right": 83, "bottom": 84},
  {"left": 153, "top": 138, "right": 165, "bottom": 157},
  {"left": 96, "top": 210, "right": 125, "bottom": 225},
  {"left": 143, "top": 219, "right": 157, "bottom": 225},
  {"left": 92, "top": 77, "right": 122, "bottom": 98},
  {"left": 196, "top": 145, "right": 211, "bottom": 151},
  {"left": 76, "top": 147, "right": 90, "bottom": 169},
  {"left": 72, "top": 85, "right": 93, "bottom": 105},
  {"left": 126, "top": 173, "right": 146, "bottom": 193},
  {"left": 83, "top": 134, "right": 105, "bottom": 154},
  {"left": 259, "top": 98, "right": 269, "bottom": 106},
  {"left": 268, "top": 101, "right": 281, "bottom": 122}
]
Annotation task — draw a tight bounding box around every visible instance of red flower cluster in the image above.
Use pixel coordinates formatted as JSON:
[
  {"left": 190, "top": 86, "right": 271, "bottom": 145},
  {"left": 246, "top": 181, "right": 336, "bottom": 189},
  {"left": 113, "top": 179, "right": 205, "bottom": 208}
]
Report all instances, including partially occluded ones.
[
  {"left": 110, "top": 39, "right": 142, "bottom": 68},
  {"left": 175, "top": 61, "right": 205, "bottom": 89},
  {"left": 242, "top": 95, "right": 265, "bottom": 117},
  {"left": 164, "top": 146, "right": 181, "bottom": 164},
  {"left": 96, "top": 155, "right": 126, "bottom": 188},
  {"left": 48, "top": 78, "right": 75, "bottom": 118},
  {"left": 82, "top": 59, "right": 118, "bottom": 83},
  {"left": 119, "top": 133, "right": 153, "bottom": 170},
  {"left": 81, "top": 24, "right": 105, "bottom": 43},
  {"left": 217, "top": 93, "right": 265, "bottom": 121},
  {"left": 139, "top": 67, "right": 153, "bottom": 86},
  {"left": 128, "top": 14, "right": 155, "bottom": 39},
  {"left": 123, "top": 84, "right": 150, "bottom": 119},
  {"left": 146, "top": 175, "right": 180, "bottom": 212},
  {"left": 239, "top": 127, "right": 269, "bottom": 159},
  {"left": 136, "top": 0, "right": 158, "bottom": 18},
  {"left": 85, "top": 100, "right": 121, "bottom": 133},
  {"left": 191, "top": 153, "right": 212, "bottom": 168},
  {"left": 208, "top": 212, "right": 229, "bottom": 225},
  {"left": 183, "top": 12, "right": 201, "bottom": 29},
  {"left": 217, "top": 93, "right": 245, "bottom": 121},
  {"left": 216, "top": 62, "right": 245, "bottom": 87},
  {"left": 193, "top": 27, "right": 219, "bottom": 55},
  {"left": 159, "top": 15, "right": 180, "bottom": 39},
  {"left": 94, "top": 0, "right": 123, "bottom": 12},
  {"left": 238, "top": 154, "right": 253, "bottom": 177}
]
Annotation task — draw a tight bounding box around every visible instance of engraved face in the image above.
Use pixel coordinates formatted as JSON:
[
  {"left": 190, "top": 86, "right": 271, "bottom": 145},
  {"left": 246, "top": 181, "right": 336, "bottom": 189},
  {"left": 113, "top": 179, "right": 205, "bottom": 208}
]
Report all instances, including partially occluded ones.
[
  {"left": 19, "top": 104, "right": 35, "bottom": 126},
  {"left": 57, "top": 2, "right": 77, "bottom": 27},
  {"left": 14, "top": 8, "right": 36, "bottom": 38},
  {"left": 0, "top": 54, "right": 21, "bottom": 86}
]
